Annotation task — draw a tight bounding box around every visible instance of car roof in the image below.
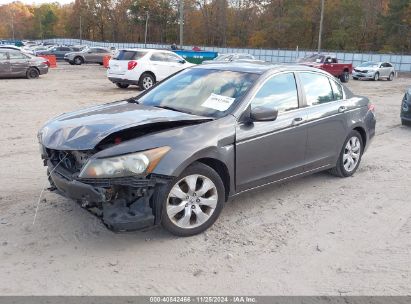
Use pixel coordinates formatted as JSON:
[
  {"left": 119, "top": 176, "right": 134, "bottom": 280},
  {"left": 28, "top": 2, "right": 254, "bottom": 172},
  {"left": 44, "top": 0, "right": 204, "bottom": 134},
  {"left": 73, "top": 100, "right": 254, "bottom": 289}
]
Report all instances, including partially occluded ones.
[{"left": 193, "top": 62, "right": 329, "bottom": 75}]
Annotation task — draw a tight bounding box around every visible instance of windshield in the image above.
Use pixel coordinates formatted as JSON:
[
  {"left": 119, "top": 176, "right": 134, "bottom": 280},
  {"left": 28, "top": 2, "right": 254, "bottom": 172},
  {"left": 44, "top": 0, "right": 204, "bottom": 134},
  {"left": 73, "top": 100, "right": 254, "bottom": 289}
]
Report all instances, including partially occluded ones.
[
  {"left": 214, "top": 54, "right": 232, "bottom": 61},
  {"left": 358, "top": 62, "right": 378, "bottom": 67},
  {"left": 298, "top": 54, "right": 325, "bottom": 63},
  {"left": 138, "top": 68, "right": 259, "bottom": 118}
]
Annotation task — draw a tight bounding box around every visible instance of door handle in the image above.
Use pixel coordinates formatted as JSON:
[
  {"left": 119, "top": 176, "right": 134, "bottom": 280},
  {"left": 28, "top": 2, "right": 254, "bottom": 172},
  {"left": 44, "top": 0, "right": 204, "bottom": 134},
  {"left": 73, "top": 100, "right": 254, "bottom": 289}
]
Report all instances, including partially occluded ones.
[
  {"left": 292, "top": 117, "right": 305, "bottom": 125},
  {"left": 338, "top": 106, "right": 347, "bottom": 113}
]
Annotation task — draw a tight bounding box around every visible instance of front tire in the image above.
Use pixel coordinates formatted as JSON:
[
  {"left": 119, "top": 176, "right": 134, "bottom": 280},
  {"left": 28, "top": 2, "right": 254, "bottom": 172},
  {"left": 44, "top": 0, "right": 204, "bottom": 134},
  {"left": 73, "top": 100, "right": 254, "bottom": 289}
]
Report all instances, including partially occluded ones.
[
  {"left": 26, "top": 67, "right": 39, "bottom": 79},
  {"left": 402, "top": 119, "right": 411, "bottom": 126},
  {"left": 159, "top": 162, "right": 225, "bottom": 236},
  {"left": 329, "top": 130, "right": 363, "bottom": 177},
  {"left": 373, "top": 72, "right": 379, "bottom": 81},
  {"left": 115, "top": 83, "right": 129, "bottom": 89},
  {"left": 138, "top": 73, "right": 155, "bottom": 90},
  {"left": 73, "top": 56, "right": 84, "bottom": 65}
]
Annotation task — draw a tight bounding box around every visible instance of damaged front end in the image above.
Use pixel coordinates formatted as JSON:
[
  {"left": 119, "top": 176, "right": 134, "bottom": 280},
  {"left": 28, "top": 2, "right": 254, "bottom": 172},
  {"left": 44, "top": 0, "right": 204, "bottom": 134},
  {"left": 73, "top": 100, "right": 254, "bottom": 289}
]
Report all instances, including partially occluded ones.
[{"left": 41, "top": 147, "right": 171, "bottom": 231}]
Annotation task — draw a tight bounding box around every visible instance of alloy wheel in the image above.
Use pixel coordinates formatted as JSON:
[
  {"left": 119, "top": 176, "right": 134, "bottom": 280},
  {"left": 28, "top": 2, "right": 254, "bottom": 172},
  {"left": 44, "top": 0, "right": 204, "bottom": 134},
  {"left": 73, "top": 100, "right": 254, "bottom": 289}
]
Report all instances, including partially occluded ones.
[
  {"left": 142, "top": 76, "right": 153, "bottom": 89},
  {"left": 374, "top": 73, "right": 379, "bottom": 81},
  {"left": 343, "top": 136, "right": 361, "bottom": 172},
  {"left": 166, "top": 174, "right": 218, "bottom": 229}
]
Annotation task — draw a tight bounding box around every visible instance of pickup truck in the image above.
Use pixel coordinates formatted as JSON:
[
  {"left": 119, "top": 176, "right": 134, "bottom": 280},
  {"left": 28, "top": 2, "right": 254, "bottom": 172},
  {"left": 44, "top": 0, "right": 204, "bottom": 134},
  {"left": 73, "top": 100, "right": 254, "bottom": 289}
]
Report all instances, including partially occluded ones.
[{"left": 298, "top": 54, "right": 353, "bottom": 83}]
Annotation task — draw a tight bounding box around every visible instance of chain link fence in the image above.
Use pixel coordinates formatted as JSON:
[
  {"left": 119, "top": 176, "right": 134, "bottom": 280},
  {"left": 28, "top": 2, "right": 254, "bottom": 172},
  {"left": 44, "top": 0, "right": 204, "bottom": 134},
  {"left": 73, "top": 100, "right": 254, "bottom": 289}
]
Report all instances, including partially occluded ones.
[{"left": 38, "top": 38, "right": 411, "bottom": 72}]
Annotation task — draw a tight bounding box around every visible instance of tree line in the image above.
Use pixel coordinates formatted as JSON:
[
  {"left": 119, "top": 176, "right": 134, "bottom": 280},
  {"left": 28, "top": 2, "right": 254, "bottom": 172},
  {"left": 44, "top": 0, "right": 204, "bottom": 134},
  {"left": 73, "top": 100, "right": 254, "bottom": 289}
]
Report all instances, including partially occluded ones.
[{"left": 0, "top": 0, "right": 410, "bottom": 53}]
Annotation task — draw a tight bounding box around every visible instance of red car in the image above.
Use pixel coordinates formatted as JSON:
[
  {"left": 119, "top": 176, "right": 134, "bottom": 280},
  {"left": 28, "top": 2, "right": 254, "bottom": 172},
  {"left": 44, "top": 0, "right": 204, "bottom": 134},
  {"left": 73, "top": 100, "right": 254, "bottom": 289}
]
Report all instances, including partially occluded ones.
[{"left": 298, "top": 54, "right": 353, "bottom": 83}]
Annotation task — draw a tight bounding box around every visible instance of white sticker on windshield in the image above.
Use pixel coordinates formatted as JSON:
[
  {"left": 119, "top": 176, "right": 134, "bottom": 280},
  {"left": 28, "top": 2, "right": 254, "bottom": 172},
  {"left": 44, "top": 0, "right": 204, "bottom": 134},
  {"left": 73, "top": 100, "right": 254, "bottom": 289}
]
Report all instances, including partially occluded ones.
[{"left": 201, "top": 93, "right": 235, "bottom": 111}]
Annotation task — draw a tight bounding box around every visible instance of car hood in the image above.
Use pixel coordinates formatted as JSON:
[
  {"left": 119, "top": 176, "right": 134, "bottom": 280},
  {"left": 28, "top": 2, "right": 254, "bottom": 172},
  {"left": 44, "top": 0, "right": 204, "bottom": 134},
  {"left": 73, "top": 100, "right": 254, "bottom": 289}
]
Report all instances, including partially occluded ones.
[{"left": 39, "top": 100, "right": 211, "bottom": 150}]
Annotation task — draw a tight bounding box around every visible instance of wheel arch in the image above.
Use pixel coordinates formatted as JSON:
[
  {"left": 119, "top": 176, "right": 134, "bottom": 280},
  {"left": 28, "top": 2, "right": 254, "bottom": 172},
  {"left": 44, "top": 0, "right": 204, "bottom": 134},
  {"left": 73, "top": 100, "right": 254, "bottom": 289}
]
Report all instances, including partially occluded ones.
[
  {"left": 195, "top": 158, "right": 230, "bottom": 201},
  {"left": 141, "top": 71, "right": 156, "bottom": 82},
  {"left": 353, "top": 126, "right": 367, "bottom": 148},
  {"left": 28, "top": 66, "right": 40, "bottom": 73}
]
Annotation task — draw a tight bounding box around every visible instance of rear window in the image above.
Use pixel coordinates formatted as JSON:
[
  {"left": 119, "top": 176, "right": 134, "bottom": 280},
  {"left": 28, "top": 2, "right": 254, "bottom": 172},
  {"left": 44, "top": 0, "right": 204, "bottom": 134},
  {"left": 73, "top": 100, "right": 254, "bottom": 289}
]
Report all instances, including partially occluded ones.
[{"left": 116, "top": 50, "right": 147, "bottom": 60}]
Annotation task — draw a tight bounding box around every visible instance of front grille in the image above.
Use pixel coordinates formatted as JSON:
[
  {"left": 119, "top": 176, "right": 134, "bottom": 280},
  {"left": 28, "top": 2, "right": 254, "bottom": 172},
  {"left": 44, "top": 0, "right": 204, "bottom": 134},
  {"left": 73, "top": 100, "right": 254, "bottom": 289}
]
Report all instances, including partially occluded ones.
[
  {"left": 79, "top": 176, "right": 156, "bottom": 188},
  {"left": 47, "top": 149, "right": 93, "bottom": 173}
]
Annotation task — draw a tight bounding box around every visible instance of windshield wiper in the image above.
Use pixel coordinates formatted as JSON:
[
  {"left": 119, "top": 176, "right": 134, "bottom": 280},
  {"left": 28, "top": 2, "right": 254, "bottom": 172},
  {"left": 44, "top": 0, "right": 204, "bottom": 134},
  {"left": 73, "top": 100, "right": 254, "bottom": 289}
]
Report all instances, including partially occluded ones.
[
  {"left": 127, "top": 97, "right": 140, "bottom": 104},
  {"left": 155, "top": 105, "right": 183, "bottom": 112}
]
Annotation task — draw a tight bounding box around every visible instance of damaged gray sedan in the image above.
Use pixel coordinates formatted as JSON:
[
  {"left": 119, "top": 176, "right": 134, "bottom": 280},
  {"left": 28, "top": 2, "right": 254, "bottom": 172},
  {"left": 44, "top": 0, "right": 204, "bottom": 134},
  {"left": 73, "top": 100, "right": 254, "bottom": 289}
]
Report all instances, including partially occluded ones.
[{"left": 38, "top": 63, "right": 376, "bottom": 236}]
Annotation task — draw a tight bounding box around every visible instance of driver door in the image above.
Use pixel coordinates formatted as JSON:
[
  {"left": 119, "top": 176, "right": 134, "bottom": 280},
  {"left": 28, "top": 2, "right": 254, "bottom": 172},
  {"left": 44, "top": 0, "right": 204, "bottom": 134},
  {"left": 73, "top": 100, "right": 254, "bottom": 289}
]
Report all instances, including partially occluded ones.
[{"left": 235, "top": 72, "right": 308, "bottom": 192}]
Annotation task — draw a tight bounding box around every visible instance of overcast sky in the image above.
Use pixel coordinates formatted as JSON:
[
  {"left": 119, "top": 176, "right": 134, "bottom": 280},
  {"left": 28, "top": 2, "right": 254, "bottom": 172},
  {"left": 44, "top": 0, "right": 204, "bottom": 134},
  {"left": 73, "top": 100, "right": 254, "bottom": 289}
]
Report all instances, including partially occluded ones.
[{"left": 0, "top": 0, "right": 73, "bottom": 5}]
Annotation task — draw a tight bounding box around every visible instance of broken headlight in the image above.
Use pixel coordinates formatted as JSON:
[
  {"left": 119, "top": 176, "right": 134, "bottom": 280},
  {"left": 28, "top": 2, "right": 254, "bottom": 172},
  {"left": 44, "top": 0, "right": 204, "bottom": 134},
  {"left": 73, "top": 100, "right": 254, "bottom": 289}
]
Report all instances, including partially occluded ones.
[{"left": 78, "top": 146, "right": 170, "bottom": 178}]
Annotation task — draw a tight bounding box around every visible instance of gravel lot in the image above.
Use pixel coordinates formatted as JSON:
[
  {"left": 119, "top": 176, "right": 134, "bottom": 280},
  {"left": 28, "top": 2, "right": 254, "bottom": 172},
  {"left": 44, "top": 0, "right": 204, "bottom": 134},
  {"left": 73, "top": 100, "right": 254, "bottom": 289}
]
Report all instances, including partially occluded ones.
[{"left": 0, "top": 63, "right": 410, "bottom": 295}]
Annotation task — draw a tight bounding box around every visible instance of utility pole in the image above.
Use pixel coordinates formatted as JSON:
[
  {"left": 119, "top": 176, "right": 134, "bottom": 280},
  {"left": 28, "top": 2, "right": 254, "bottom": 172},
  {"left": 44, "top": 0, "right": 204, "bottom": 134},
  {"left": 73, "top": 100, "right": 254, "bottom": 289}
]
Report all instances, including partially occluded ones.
[
  {"left": 10, "top": 10, "right": 15, "bottom": 40},
  {"left": 144, "top": 11, "right": 149, "bottom": 48},
  {"left": 318, "top": 0, "right": 324, "bottom": 53},
  {"left": 179, "top": 0, "right": 184, "bottom": 49},
  {"left": 79, "top": 15, "right": 83, "bottom": 45}
]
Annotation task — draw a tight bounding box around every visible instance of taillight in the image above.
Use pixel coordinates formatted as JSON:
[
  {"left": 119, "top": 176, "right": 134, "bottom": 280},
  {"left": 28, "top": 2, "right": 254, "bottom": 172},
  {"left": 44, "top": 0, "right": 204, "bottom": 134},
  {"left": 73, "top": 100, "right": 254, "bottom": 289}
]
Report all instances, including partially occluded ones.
[
  {"left": 128, "top": 61, "right": 137, "bottom": 70},
  {"left": 368, "top": 103, "right": 375, "bottom": 112}
]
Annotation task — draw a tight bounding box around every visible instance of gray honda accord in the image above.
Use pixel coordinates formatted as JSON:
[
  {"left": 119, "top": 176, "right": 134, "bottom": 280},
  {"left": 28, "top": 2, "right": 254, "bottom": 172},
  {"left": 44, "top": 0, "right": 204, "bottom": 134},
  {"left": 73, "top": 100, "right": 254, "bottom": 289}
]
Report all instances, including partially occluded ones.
[{"left": 38, "top": 62, "right": 376, "bottom": 236}]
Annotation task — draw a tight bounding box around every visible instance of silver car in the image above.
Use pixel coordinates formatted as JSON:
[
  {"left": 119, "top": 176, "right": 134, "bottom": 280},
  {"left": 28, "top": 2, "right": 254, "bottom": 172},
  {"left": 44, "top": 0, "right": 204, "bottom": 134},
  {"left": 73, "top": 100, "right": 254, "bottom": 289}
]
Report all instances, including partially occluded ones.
[
  {"left": 352, "top": 61, "right": 395, "bottom": 81},
  {"left": 0, "top": 49, "right": 49, "bottom": 79},
  {"left": 64, "top": 47, "right": 111, "bottom": 65}
]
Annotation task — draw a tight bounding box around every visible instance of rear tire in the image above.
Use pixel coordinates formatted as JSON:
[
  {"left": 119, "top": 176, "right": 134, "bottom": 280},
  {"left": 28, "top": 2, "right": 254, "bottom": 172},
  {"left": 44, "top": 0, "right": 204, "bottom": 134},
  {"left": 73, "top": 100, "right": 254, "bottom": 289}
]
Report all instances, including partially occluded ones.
[
  {"left": 115, "top": 83, "right": 129, "bottom": 89},
  {"left": 159, "top": 162, "right": 225, "bottom": 237},
  {"left": 388, "top": 72, "right": 394, "bottom": 81},
  {"left": 329, "top": 130, "right": 363, "bottom": 178},
  {"left": 26, "top": 67, "right": 39, "bottom": 79},
  {"left": 340, "top": 71, "right": 349, "bottom": 83},
  {"left": 138, "top": 73, "right": 155, "bottom": 90}
]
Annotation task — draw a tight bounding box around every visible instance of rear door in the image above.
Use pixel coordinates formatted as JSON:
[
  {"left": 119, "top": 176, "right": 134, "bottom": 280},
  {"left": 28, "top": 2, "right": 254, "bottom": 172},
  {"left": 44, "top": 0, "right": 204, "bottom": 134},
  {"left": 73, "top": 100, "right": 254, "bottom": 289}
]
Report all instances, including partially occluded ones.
[
  {"left": 8, "top": 51, "right": 29, "bottom": 76},
  {"left": 149, "top": 52, "right": 170, "bottom": 80},
  {"left": 236, "top": 72, "right": 308, "bottom": 191},
  {"left": 0, "top": 51, "right": 10, "bottom": 76},
  {"left": 298, "top": 72, "right": 348, "bottom": 171}
]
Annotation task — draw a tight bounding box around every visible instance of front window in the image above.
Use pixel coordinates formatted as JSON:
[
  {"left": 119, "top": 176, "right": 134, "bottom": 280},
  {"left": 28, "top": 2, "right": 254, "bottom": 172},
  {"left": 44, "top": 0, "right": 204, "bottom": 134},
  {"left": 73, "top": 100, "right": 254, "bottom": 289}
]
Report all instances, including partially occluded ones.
[
  {"left": 298, "top": 54, "right": 325, "bottom": 63},
  {"left": 138, "top": 68, "right": 259, "bottom": 118},
  {"left": 251, "top": 73, "right": 299, "bottom": 112},
  {"left": 299, "top": 72, "right": 334, "bottom": 105}
]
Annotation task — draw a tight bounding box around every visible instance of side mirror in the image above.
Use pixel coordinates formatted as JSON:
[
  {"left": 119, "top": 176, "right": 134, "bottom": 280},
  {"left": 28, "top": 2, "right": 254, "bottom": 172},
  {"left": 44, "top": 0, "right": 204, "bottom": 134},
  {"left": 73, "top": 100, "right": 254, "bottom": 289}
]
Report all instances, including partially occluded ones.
[
  {"left": 179, "top": 59, "right": 186, "bottom": 64},
  {"left": 250, "top": 106, "right": 278, "bottom": 122}
]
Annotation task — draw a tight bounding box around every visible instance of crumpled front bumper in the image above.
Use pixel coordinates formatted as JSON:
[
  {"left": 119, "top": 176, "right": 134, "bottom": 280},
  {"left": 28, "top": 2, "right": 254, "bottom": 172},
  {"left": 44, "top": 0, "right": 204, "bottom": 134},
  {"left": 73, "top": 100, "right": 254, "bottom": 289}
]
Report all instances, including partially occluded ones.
[
  {"left": 47, "top": 160, "right": 168, "bottom": 231},
  {"left": 352, "top": 71, "right": 375, "bottom": 79}
]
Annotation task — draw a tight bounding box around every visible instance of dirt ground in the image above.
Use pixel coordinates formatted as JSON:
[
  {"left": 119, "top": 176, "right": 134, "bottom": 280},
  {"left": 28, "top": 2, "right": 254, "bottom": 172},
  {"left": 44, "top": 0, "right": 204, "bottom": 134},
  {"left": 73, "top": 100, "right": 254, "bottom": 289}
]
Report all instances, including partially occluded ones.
[{"left": 0, "top": 63, "right": 410, "bottom": 296}]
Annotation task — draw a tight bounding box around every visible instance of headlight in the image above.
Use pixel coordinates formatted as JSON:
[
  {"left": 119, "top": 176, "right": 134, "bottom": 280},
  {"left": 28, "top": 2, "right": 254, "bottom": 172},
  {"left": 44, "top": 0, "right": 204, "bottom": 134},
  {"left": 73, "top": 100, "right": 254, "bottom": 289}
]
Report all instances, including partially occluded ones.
[{"left": 78, "top": 146, "right": 170, "bottom": 179}]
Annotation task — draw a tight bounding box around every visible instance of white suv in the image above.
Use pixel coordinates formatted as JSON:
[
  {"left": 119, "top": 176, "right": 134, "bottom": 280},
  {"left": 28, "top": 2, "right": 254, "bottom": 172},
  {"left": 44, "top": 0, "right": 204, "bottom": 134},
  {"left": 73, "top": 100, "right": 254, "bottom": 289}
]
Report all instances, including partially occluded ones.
[{"left": 107, "top": 48, "right": 194, "bottom": 90}]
